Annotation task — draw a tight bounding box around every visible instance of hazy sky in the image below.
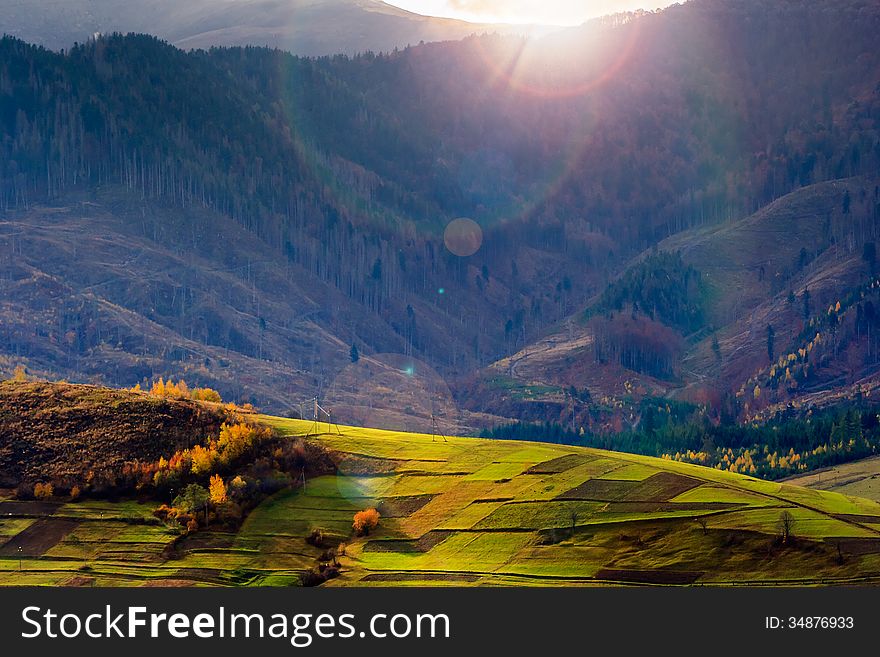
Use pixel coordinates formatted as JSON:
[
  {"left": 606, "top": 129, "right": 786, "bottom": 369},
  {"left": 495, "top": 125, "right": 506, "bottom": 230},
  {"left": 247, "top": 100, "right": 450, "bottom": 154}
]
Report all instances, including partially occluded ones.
[{"left": 384, "top": 1, "right": 678, "bottom": 26}]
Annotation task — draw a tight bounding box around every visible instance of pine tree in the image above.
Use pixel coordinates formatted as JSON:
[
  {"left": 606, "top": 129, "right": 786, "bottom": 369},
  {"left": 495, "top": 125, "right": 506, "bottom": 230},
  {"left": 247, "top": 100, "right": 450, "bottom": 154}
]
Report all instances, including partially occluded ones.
[
  {"left": 863, "top": 242, "right": 876, "bottom": 272},
  {"left": 350, "top": 343, "right": 360, "bottom": 363}
]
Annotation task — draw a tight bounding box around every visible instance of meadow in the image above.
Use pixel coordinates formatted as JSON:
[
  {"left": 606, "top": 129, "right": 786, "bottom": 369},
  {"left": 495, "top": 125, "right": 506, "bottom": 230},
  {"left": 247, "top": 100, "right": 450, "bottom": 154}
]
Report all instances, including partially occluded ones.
[
  {"left": 263, "top": 418, "right": 880, "bottom": 586},
  {"left": 3, "top": 417, "right": 880, "bottom": 586}
]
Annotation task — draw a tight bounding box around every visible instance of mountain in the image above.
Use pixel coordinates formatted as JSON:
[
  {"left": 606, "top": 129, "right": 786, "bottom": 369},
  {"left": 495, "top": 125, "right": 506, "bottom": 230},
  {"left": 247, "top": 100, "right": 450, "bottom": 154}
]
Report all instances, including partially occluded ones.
[
  {"left": 0, "top": 0, "right": 554, "bottom": 55},
  {"left": 1, "top": 0, "right": 879, "bottom": 428},
  {"left": 470, "top": 177, "right": 880, "bottom": 422}
]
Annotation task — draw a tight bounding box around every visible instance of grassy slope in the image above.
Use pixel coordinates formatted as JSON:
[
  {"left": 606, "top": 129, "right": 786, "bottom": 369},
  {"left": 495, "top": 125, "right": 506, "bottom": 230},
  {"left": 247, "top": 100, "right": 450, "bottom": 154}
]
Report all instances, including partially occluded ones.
[
  {"left": 0, "top": 491, "right": 327, "bottom": 587},
  {"left": 263, "top": 418, "right": 880, "bottom": 586},
  {"left": 784, "top": 456, "right": 880, "bottom": 503},
  {"left": 4, "top": 417, "right": 880, "bottom": 586}
]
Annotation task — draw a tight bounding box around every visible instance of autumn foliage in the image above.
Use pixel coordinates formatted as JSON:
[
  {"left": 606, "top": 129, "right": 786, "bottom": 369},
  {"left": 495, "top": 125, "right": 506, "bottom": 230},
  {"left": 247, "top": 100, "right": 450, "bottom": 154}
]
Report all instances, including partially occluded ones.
[
  {"left": 353, "top": 508, "right": 380, "bottom": 536},
  {"left": 131, "top": 378, "right": 222, "bottom": 404},
  {"left": 209, "top": 474, "right": 228, "bottom": 505},
  {"left": 192, "top": 387, "right": 222, "bottom": 403},
  {"left": 33, "top": 482, "right": 53, "bottom": 499},
  {"left": 152, "top": 422, "right": 273, "bottom": 488}
]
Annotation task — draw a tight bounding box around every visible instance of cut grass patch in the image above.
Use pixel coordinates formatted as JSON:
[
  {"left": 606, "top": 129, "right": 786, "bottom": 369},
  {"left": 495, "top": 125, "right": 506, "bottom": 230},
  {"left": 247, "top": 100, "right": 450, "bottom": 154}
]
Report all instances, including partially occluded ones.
[{"left": 473, "top": 501, "right": 605, "bottom": 531}]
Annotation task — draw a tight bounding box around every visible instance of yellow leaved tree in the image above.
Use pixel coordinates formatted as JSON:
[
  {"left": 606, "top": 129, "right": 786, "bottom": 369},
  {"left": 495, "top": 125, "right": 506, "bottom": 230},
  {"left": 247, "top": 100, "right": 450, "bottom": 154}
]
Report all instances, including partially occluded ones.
[{"left": 209, "top": 474, "right": 228, "bottom": 505}]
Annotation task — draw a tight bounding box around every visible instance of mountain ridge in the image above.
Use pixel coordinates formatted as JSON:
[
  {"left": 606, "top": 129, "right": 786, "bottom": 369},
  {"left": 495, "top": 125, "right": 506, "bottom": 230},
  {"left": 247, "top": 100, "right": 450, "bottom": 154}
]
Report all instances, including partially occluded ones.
[{"left": 0, "top": 0, "right": 556, "bottom": 55}]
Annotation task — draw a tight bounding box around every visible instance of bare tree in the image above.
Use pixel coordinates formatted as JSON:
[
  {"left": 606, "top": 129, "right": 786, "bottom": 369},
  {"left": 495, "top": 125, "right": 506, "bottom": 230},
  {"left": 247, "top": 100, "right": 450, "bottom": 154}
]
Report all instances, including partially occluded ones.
[
  {"left": 696, "top": 516, "right": 709, "bottom": 536},
  {"left": 569, "top": 510, "right": 579, "bottom": 538},
  {"left": 778, "top": 511, "right": 795, "bottom": 544}
]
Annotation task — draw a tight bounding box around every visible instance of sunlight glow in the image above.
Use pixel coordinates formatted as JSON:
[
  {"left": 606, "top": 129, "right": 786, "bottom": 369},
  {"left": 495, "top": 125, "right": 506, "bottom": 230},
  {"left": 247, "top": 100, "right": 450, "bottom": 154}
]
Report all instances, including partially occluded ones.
[{"left": 384, "top": 1, "right": 677, "bottom": 27}]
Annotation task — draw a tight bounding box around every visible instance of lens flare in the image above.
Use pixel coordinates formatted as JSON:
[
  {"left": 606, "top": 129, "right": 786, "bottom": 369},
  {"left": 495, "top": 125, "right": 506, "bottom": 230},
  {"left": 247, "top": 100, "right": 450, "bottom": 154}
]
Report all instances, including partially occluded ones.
[
  {"left": 470, "top": 19, "right": 644, "bottom": 101},
  {"left": 323, "top": 353, "right": 459, "bottom": 505},
  {"left": 444, "top": 218, "right": 483, "bottom": 257}
]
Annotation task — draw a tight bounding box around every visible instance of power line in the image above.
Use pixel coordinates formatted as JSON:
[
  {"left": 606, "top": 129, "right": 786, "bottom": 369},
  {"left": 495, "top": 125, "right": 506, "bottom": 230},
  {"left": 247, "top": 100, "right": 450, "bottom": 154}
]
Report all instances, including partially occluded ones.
[
  {"left": 431, "top": 413, "right": 448, "bottom": 442},
  {"left": 305, "top": 396, "right": 342, "bottom": 437}
]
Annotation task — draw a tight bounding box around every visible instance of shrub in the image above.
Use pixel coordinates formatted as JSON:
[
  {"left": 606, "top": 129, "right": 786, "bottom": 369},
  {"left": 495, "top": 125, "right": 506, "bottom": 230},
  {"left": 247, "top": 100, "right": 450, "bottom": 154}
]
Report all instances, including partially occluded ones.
[
  {"left": 301, "top": 565, "right": 340, "bottom": 587},
  {"left": 173, "top": 483, "right": 210, "bottom": 516},
  {"left": 306, "top": 528, "right": 326, "bottom": 548},
  {"left": 192, "top": 387, "right": 222, "bottom": 403},
  {"left": 300, "top": 569, "right": 326, "bottom": 587},
  {"left": 13, "top": 482, "right": 33, "bottom": 500},
  {"left": 145, "top": 379, "right": 222, "bottom": 402},
  {"left": 353, "top": 508, "right": 380, "bottom": 536},
  {"left": 216, "top": 422, "right": 273, "bottom": 466},
  {"left": 190, "top": 444, "right": 217, "bottom": 475},
  {"left": 33, "top": 482, "right": 54, "bottom": 499},
  {"left": 152, "top": 504, "right": 175, "bottom": 523},
  {"left": 153, "top": 504, "right": 197, "bottom": 531}
]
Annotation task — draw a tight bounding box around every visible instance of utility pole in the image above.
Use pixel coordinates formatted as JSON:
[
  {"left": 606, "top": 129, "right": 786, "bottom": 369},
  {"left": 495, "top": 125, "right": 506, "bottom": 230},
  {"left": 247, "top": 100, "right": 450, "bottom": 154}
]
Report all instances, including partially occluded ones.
[
  {"left": 431, "top": 414, "right": 448, "bottom": 442},
  {"left": 307, "top": 397, "right": 342, "bottom": 437}
]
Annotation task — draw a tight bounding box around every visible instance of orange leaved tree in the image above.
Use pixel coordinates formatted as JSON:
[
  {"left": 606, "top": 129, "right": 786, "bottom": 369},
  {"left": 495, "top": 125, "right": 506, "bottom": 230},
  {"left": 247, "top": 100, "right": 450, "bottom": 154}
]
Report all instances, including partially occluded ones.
[{"left": 352, "top": 508, "right": 380, "bottom": 536}]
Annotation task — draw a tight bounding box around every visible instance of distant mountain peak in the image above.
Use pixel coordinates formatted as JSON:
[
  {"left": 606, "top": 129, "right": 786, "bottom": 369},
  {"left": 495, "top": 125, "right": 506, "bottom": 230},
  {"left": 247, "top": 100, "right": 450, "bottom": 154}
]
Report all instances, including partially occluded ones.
[{"left": 0, "top": 0, "right": 557, "bottom": 55}]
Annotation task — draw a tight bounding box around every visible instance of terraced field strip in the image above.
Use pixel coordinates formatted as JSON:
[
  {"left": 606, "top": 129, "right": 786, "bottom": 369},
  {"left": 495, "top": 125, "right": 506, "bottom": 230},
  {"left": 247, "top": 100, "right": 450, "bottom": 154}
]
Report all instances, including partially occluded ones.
[{"left": 0, "top": 518, "right": 79, "bottom": 556}]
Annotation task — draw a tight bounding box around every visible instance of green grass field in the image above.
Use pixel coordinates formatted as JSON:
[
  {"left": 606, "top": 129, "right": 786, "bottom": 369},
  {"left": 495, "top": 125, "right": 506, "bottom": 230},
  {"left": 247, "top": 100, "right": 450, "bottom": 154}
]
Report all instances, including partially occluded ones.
[
  {"left": 3, "top": 417, "right": 880, "bottom": 586},
  {"left": 261, "top": 418, "right": 880, "bottom": 586}
]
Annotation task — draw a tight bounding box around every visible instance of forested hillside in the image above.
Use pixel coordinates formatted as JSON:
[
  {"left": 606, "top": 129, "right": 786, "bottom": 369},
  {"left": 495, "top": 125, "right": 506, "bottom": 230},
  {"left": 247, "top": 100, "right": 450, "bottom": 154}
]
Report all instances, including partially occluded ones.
[{"left": 1, "top": 0, "right": 880, "bottom": 428}]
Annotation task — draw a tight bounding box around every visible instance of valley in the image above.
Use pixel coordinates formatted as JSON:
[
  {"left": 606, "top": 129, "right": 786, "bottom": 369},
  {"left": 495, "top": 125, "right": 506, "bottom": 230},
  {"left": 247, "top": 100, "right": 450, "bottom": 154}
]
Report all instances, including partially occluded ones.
[{"left": 2, "top": 0, "right": 880, "bottom": 591}]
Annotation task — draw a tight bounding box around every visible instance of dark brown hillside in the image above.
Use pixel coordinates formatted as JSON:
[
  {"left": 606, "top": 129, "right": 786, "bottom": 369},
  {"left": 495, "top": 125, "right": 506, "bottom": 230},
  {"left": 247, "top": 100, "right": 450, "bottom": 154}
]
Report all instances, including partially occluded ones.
[
  {"left": 0, "top": 381, "right": 228, "bottom": 487},
  {"left": 470, "top": 177, "right": 880, "bottom": 427},
  {"left": 0, "top": 190, "right": 577, "bottom": 417}
]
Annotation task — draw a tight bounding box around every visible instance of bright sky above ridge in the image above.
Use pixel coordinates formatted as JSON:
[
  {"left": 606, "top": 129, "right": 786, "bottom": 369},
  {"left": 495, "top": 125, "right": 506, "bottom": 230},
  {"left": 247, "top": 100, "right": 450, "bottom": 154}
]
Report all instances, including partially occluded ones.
[{"left": 383, "top": 0, "right": 678, "bottom": 26}]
